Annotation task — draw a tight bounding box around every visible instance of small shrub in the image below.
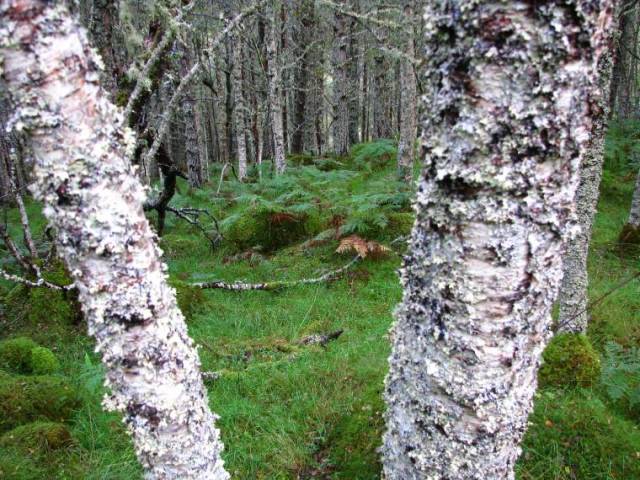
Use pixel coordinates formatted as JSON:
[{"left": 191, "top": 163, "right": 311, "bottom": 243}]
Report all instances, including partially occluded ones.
[
  {"left": 30, "top": 347, "right": 61, "bottom": 375},
  {"left": 0, "top": 337, "right": 38, "bottom": 374},
  {"left": 0, "top": 375, "right": 80, "bottom": 432},
  {"left": 538, "top": 333, "right": 601, "bottom": 388},
  {"left": 0, "top": 421, "right": 73, "bottom": 451},
  {"left": 223, "top": 206, "right": 320, "bottom": 251},
  {"left": 170, "top": 279, "right": 208, "bottom": 320},
  {"left": 351, "top": 140, "right": 397, "bottom": 171}
]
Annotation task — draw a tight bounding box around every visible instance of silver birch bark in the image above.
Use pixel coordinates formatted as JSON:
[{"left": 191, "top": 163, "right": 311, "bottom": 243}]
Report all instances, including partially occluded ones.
[
  {"left": 0, "top": 2, "right": 229, "bottom": 479},
  {"left": 558, "top": 30, "right": 618, "bottom": 333},
  {"left": 266, "top": 3, "right": 286, "bottom": 174},
  {"left": 629, "top": 172, "right": 640, "bottom": 227},
  {"left": 396, "top": 2, "right": 417, "bottom": 183},
  {"left": 232, "top": 35, "right": 248, "bottom": 181},
  {"left": 382, "top": 2, "right": 614, "bottom": 479}
]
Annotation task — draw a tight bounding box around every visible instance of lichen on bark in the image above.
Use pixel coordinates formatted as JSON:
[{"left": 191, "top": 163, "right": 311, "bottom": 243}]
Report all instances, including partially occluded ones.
[
  {"left": 0, "top": 1, "right": 229, "bottom": 478},
  {"left": 382, "top": 2, "right": 614, "bottom": 479}
]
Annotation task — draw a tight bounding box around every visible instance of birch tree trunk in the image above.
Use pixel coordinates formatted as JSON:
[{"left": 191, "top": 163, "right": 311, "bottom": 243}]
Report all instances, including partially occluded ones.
[
  {"left": 558, "top": 26, "right": 618, "bottom": 333},
  {"left": 0, "top": 2, "right": 229, "bottom": 479},
  {"left": 185, "top": 94, "right": 204, "bottom": 188},
  {"left": 232, "top": 35, "right": 248, "bottom": 181},
  {"left": 396, "top": 2, "right": 417, "bottom": 183},
  {"left": 266, "top": 3, "right": 286, "bottom": 174},
  {"left": 382, "top": 2, "right": 614, "bottom": 479}
]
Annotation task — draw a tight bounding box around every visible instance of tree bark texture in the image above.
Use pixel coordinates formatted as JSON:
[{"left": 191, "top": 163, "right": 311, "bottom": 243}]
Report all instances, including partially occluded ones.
[
  {"left": 397, "top": 2, "right": 417, "bottom": 183},
  {"left": 332, "top": 2, "right": 350, "bottom": 156},
  {"left": 232, "top": 35, "right": 248, "bottom": 181},
  {"left": 382, "top": 2, "right": 614, "bottom": 479},
  {"left": 266, "top": 4, "right": 286, "bottom": 174},
  {"left": 558, "top": 19, "right": 618, "bottom": 333},
  {"left": 0, "top": 2, "right": 229, "bottom": 479}
]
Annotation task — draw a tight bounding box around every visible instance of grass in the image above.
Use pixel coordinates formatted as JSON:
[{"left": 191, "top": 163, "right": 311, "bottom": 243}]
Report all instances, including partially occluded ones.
[{"left": 0, "top": 136, "right": 639, "bottom": 478}]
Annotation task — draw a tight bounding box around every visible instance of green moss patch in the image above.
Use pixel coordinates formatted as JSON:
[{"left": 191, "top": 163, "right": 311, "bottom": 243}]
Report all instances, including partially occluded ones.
[
  {"left": 538, "top": 334, "right": 601, "bottom": 388},
  {"left": 0, "top": 375, "right": 80, "bottom": 432},
  {"left": 0, "top": 421, "right": 73, "bottom": 451},
  {"left": 0, "top": 338, "right": 60, "bottom": 375},
  {"left": 169, "top": 279, "right": 208, "bottom": 321}
]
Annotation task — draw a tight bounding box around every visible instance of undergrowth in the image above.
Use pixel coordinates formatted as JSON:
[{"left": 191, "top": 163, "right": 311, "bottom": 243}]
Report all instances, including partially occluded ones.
[{"left": 0, "top": 135, "right": 638, "bottom": 478}]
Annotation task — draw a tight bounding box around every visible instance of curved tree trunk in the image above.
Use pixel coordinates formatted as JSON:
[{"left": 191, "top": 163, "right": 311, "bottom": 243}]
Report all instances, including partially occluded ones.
[
  {"left": 382, "top": 2, "right": 614, "bottom": 479},
  {"left": 558, "top": 24, "right": 618, "bottom": 333},
  {"left": 0, "top": 2, "right": 229, "bottom": 479}
]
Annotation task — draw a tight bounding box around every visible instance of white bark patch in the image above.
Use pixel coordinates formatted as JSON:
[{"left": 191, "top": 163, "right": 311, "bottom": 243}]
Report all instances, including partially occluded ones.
[
  {"left": 382, "top": 2, "right": 614, "bottom": 479},
  {"left": 0, "top": 2, "right": 229, "bottom": 479}
]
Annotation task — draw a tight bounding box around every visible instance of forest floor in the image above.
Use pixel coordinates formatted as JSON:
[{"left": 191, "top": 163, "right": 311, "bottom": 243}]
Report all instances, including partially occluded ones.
[{"left": 0, "top": 136, "right": 639, "bottom": 479}]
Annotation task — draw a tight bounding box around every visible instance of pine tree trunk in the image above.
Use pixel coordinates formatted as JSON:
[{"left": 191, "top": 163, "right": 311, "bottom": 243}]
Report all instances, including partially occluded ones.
[
  {"left": 267, "top": 4, "right": 286, "bottom": 174},
  {"left": 382, "top": 2, "right": 614, "bottom": 479},
  {"left": 332, "top": 4, "right": 350, "bottom": 156},
  {"left": 558, "top": 25, "right": 618, "bottom": 333},
  {"left": 0, "top": 2, "right": 229, "bottom": 478},
  {"left": 397, "top": 3, "right": 417, "bottom": 183},
  {"left": 232, "top": 36, "right": 248, "bottom": 181}
]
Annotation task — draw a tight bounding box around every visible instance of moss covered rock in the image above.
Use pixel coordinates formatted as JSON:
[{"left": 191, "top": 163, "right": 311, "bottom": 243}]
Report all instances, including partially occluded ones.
[
  {"left": 0, "top": 422, "right": 72, "bottom": 451},
  {"left": 0, "top": 375, "right": 80, "bottom": 432},
  {"left": 0, "top": 337, "right": 38, "bottom": 374},
  {"left": 30, "top": 347, "right": 61, "bottom": 375},
  {"left": 0, "top": 338, "right": 60, "bottom": 375},
  {"left": 169, "top": 279, "right": 207, "bottom": 320},
  {"left": 538, "top": 333, "right": 601, "bottom": 388}
]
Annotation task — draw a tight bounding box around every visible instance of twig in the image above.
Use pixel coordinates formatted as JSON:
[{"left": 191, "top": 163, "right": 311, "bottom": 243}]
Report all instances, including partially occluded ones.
[
  {"left": 554, "top": 271, "right": 640, "bottom": 332},
  {"left": 123, "top": 2, "right": 195, "bottom": 121},
  {"left": 193, "top": 255, "right": 361, "bottom": 291},
  {"left": 166, "top": 206, "right": 222, "bottom": 248}
]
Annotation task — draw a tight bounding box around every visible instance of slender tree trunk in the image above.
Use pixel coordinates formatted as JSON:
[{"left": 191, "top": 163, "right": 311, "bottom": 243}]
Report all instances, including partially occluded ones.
[
  {"left": 232, "top": 35, "right": 248, "bottom": 181},
  {"left": 558, "top": 22, "right": 619, "bottom": 333},
  {"left": 620, "top": 169, "right": 640, "bottom": 241},
  {"left": 185, "top": 96, "right": 203, "bottom": 188},
  {"left": 291, "top": 0, "right": 313, "bottom": 155},
  {"left": 382, "top": 2, "right": 614, "bottom": 479},
  {"left": 266, "top": 3, "right": 286, "bottom": 174},
  {"left": 1, "top": 2, "right": 229, "bottom": 479},
  {"left": 373, "top": 49, "right": 392, "bottom": 139},
  {"left": 397, "top": 2, "right": 417, "bottom": 182},
  {"left": 332, "top": 3, "right": 350, "bottom": 156}
]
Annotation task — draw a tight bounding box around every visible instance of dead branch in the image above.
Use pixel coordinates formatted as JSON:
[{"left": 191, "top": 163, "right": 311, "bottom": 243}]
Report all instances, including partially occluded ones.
[
  {"left": 193, "top": 255, "right": 361, "bottom": 291},
  {"left": 0, "top": 267, "right": 75, "bottom": 291},
  {"left": 165, "top": 206, "right": 222, "bottom": 248},
  {"left": 298, "top": 329, "right": 344, "bottom": 347}
]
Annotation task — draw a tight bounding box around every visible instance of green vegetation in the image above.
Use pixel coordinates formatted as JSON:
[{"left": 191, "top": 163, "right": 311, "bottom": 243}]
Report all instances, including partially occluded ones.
[
  {"left": 0, "top": 337, "right": 60, "bottom": 375},
  {"left": 538, "top": 334, "right": 601, "bottom": 388},
  {"left": 0, "top": 137, "right": 639, "bottom": 478}
]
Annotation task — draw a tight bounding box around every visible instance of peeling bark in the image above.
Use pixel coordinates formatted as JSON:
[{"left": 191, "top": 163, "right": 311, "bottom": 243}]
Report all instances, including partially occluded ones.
[
  {"left": 382, "top": 2, "right": 614, "bottom": 479},
  {"left": 0, "top": 2, "right": 229, "bottom": 479}
]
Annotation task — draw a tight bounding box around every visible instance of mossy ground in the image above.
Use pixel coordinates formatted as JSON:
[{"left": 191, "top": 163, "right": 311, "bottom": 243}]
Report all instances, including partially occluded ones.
[{"left": 0, "top": 137, "right": 639, "bottom": 478}]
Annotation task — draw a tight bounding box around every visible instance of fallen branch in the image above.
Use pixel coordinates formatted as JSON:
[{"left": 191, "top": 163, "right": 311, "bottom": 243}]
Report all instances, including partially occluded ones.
[
  {"left": 298, "top": 329, "right": 344, "bottom": 347},
  {"left": 193, "top": 255, "right": 361, "bottom": 291},
  {"left": 0, "top": 267, "right": 75, "bottom": 291}
]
